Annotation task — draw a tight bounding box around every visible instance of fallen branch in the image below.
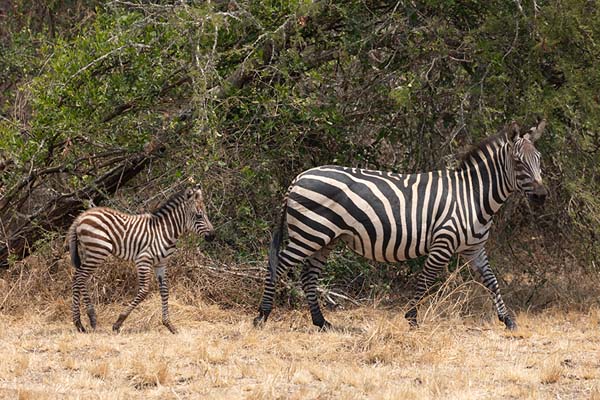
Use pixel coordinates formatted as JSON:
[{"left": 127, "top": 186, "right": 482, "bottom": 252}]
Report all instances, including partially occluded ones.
[{"left": 202, "top": 261, "right": 361, "bottom": 306}]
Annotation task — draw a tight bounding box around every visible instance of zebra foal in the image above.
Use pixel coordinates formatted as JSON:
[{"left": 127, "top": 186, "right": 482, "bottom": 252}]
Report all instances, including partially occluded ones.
[
  {"left": 254, "top": 120, "right": 548, "bottom": 331},
  {"left": 67, "top": 184, "right": 215, "bottom": 334}
]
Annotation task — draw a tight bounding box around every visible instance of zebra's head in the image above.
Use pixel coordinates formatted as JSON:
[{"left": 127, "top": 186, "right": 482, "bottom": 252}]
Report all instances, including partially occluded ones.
[
  {"left": 506, "top": 119, "right": 548, "bottom": 205},
  {"left": 186, "top": 185, "right": 215, "bottom": 242}
]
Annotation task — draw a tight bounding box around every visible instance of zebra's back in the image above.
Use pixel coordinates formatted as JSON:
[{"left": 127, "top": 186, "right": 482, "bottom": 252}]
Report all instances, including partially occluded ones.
[{"left": 287, "top": 165, "right": 455, "bottom": 262}]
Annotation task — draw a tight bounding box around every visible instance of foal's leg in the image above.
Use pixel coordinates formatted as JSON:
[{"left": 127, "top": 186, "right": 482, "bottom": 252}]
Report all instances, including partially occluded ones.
[
  {"left": 73, "top": 260, "right": 103, "bottom": 332},
  {"left": 154, "top": 265, "right": 177, "bottom": 334},
  {"left": 113, "top": 255, "right": 153, "bottom": 332}
]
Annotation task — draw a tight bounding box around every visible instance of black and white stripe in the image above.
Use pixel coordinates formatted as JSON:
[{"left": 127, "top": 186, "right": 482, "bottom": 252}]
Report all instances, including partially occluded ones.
[
  {"left": 254, "top": 120, "right": 547, "bottom": 330},
  {"left": 68, "top": 184, "right": 215, "bottom": 333}
]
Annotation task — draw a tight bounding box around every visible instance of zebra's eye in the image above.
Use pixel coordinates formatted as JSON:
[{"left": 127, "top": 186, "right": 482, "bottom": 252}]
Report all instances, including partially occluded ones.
[{"left": 195, "top": 212, "right": 204, "bottom": 219}]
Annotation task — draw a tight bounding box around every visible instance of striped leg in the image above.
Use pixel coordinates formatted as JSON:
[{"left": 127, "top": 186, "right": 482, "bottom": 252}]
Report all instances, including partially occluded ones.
[
  {"left": 301, "top": 245, "right": 333, "bottom": 330},
  {"left": 405, "top": 244, "right": 454, "bottom": 327},
  {"left": 462, "top": 247, "right": 516, "bottom": 330},
  {"left": 113, "top": 256, "right": 152, "bottom": 332},
  {"left": 154, "top": 265, "right": 177, "bottom": 334},
  {"left": 254, "top": 240, "right": 316, "bottom": 327},
  {"left": 72, "top": 264, "right": 98, "bottom": 332}
]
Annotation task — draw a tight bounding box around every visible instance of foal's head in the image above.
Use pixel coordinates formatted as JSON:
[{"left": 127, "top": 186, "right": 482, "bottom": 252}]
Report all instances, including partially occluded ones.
[{"left": 185, "top": 184, "right": 215, "bottom": 242}]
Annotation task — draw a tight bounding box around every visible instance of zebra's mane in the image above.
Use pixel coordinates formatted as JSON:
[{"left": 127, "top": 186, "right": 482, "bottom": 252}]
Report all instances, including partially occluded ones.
[
  {"left": 151, "top": 188, "right": 189, "bottom": 216},
  {"left": 456, "top": 128, "right": 509, "bottom": 170}
]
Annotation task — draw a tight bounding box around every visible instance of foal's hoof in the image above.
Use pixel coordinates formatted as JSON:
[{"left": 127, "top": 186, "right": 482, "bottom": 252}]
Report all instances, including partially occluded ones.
[
  {"left": 87, "top": 312, "right": 97, "bottom": 330},
  {"left": 500, "top": 315, "right": 518, "bottom": 331},
  {"left": 74, "top": 320, "right": 86, "bottom": 333},
  {"left": 112, "top": 314, "right": 126, "bottom": 333},
  {"left": 163, "top": 322, "right": 178, "bottom": 334}
]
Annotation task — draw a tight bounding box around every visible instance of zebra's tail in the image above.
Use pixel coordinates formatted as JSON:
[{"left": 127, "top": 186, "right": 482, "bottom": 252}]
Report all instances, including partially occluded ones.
[
  {"left": 268, "top": 199, "right": 287, "bottom": 283},
  {"left": 67, "top": 220, "right": 81, "bottom": 269}
]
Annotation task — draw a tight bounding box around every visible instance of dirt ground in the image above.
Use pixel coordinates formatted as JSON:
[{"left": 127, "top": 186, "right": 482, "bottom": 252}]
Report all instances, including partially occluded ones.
[{"left": 0, "top": 296, "right": 599, "bottom": 400}]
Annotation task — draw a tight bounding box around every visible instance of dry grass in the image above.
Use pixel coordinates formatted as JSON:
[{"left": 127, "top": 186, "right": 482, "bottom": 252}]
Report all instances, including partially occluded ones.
[
  {"left": 1, "top": 250, "right": 600, "bottom": 399},
  {"left": 0, "top": 300, "right": 599, "bottom": 399}
]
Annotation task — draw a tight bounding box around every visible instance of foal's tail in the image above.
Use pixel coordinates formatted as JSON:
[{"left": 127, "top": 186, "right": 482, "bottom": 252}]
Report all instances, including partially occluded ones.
[{"left": 66, "top": 220, "right": 81, "bottom": 269}]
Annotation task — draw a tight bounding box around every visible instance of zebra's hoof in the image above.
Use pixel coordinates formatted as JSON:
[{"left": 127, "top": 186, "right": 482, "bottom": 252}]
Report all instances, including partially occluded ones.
[
  {"left": 501, "top": 315, "right": 517, "bottom": 331},
  {"left": 253, "top": 315, "right": 265, "bottom": 328},
  {"left": 318, "top": 320, "right": 333, "bottom": 332},
  {"left": 74, "top": 320, "right": 86, "bottom": 333},
  {"left": 405, "top": 310, "right": 418, "bottom": 329}
]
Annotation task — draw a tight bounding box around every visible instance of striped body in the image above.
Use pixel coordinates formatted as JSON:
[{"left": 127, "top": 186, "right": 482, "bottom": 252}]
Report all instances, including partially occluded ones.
[
  {"left": 255, "top": 120, "right": 548, "bottom": 330},
  {"left": 73, "top": 207, "right": 187, "bottom": 265},
  {"left": 287, "top": 166, "right": 502, "bottom": 262},
  {"left": 69, "top": 185, "right": 214, "bottom": 333}
]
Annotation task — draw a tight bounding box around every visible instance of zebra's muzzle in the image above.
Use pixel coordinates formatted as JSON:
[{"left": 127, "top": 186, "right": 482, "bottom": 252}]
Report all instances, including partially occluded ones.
[
  {"left": 204, "top": 231, "right": 216, "bottom": 242},
  {"left": 527, "top": 183, "right": 548, "bottom": 206}
]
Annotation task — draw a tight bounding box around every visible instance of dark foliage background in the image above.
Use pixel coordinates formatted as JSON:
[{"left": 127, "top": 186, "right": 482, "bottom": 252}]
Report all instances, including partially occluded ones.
[{"left": 1, "top": 0, "right": 599, "bottom": 310}]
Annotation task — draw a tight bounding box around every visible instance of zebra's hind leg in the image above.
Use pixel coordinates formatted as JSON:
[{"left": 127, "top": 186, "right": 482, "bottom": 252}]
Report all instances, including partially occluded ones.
[
  {"left": 301, "top": 245, "right": 334, "bottom": 331},
  {"left": 72, "top": 270, "right": 85, "bottom": 333},
  {"left": 113, "top": 257, "right": 152, "bottom": 333},
  {"left": 461, "top": 248, "right": 516, "bottom": 330},
  {"left": 405, "top": 244, "right": 454, "bottom": 328},
  {"left": 253, "top": 254, "right": 292, "bottom": 328},
  {"left": 72, "top": 264, "right": 97, "bottom": 332},
  {"left": 154, "top": 265, "right": 177, "bottom": 334},
  {"left": 254, "top": 238, "right": 312, "bottom": 328}
]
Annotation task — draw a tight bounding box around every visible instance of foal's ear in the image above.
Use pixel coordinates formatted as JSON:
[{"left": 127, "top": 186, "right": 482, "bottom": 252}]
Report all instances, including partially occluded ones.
[
  {"left": 524, "top": 118, "right": 546, "bottom": 142},
  {"left": 185, "top": 188, "right": 195, "bottom": 198},
  {"left": 506, "top": 120, "right": 522, "bottom": 143}
]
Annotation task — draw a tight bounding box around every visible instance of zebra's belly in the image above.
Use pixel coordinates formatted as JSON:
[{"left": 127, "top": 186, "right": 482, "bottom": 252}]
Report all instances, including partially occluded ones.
[{"left": 339, "top": 229, "right": 431, "bottom": 263}]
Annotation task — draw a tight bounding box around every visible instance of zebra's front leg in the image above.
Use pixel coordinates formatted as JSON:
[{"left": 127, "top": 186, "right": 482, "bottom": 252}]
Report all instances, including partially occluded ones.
[
  {"left": 462, "top": 247, "right": 516, "bottom": 330},
  {"left": 113, "top": 257, "right": 152, "bottom": 333},
  {"left": 155, "top": 265, "right": 177, "bottom": 334},
  {"left": 405, "top": 245, "right": 454, "bottom": 328}
]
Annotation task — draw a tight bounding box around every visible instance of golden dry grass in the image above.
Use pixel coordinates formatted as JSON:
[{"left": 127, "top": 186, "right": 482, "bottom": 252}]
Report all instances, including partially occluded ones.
[
  {"left": 1, "top": 249, "right": 600, "bottom": 399},
  {"left": 0, "top": 299, "right": 599, "bottom": 399}
]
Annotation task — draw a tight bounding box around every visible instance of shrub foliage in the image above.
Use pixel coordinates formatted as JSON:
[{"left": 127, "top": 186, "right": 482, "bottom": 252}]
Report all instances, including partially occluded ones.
[{"left": 1, "top": 1, "right": 598, "bottom": 289}]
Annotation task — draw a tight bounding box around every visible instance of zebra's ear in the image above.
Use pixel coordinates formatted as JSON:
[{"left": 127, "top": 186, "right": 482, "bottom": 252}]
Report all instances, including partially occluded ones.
[
  {"left": 524, "top": 118, "right": 546, "bottom": 142},
  {"left": 185, "top": 188, "right": 195, "bottom": 199},
  {"left": 506, "top": 120, "right": 522, "bottom": 143}
]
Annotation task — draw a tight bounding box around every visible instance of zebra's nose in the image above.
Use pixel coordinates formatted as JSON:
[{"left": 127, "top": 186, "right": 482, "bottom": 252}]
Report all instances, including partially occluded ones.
[
  {"left": 528, "top": 183, "right": 547, "bottom": 205},
  {"left": 204, "top": 231, "right": 216, "bottom": 242}
]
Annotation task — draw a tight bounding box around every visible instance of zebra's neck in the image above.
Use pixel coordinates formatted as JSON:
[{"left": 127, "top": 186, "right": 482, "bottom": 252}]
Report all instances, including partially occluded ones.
[
  {"left": 455, "top": 139, "right": 516, "bottom": 225},
  {"left": 152, "top": 198, "right": 190, "bottom": 241}
]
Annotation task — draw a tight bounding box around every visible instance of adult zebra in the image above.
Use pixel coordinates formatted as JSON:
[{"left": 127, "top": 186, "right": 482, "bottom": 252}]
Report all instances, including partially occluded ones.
[
  {"left": 68, "top": 184, "right": 215, "bottom": 334},
  {"left": 254, "top": 120, "right": 548, "bottom": 331}
]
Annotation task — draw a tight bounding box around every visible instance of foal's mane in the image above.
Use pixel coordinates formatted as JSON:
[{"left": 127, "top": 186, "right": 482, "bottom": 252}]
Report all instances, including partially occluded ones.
[{"left": 151, "top": 188, "right": 188, "bottom": 216}]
